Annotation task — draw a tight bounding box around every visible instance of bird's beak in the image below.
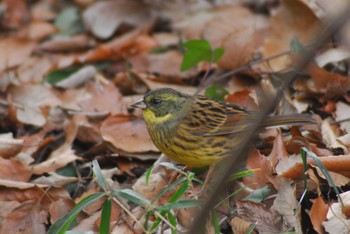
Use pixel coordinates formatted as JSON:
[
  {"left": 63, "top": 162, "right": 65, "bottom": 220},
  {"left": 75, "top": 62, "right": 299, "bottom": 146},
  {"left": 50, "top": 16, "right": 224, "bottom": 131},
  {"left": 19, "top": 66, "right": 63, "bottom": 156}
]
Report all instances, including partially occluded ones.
[{"left": 130, "top": 99, "right": 147, "bottom": 109}]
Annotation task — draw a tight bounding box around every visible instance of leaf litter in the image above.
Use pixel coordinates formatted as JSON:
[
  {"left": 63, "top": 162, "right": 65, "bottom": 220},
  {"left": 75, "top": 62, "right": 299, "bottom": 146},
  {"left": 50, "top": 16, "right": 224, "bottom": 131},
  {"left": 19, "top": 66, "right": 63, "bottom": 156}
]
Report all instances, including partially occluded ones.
[{"left": 1, "top": 0, "right": 350, "bottom": 233}]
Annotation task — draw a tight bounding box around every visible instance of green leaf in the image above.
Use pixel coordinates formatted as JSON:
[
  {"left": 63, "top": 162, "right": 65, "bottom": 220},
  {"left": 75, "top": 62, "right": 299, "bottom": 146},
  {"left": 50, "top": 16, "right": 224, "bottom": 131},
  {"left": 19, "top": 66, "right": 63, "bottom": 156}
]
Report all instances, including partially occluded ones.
[
  {"left": 290, "top": 37, "right": 305, "bottom": 53},
  {"left": 155, "top": 199, "right": 202, "bottom": 211},
  {"left": 56, "top": 163, "right": 77, "bottom": 177},
  {"left": 92, "top": 160, "right": 109, "bottom": 192},
  {"left": 100, "top": 198, "right": 112, "bottom": 234},
  {"left": 145, "top": 165, "right": 154, "bottom": 186},
  {"left": 54, "top": 7, "right": 83, "bottom": 37},
  {"left": 168, "top": 180, "right": 189, "bottom": 203},
  {"left": 112, "top": 189, "right": 151, "bottom": 208},
  {"left": 228, "top": 169, "right": 255, "bottom": 181},
  {"left": 212, "top": 210, "right": 220, "bottom": 234},
  {"left": 152, "top": 177, "right": 187, "bottom": 203},
  {"left": 213, "top": 47, "right": 224, "bottom": 62},
  {"left": 48, "top": 192, "right": 105, "bottom": 234},
  {"left": 301, "top": 147, "right": 344, "bottom": 207},
  {"left": 46, "top": 68, "right": 80, "bottom": 85},
  {"left": 244, "top": 185, "right": 270, "bottom": 203},
  {"left": 204, "top": 85, "right": 229, "bottom": 101},
  {"left": 246, "top": 222, "right": 257, "bottom": 234},
  {"left": 180, "top": 39, "right": 224, "bottom": 71},
  {"left": 167, "top": 211, "right": 177, "bottom": 234}
]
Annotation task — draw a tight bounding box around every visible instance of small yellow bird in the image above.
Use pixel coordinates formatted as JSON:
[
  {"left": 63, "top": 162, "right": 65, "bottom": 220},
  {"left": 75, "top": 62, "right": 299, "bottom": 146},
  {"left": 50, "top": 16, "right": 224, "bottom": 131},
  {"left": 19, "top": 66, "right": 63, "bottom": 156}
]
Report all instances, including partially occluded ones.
[{"left": 131, "top": 88, "right": 314, "bottom": 167}]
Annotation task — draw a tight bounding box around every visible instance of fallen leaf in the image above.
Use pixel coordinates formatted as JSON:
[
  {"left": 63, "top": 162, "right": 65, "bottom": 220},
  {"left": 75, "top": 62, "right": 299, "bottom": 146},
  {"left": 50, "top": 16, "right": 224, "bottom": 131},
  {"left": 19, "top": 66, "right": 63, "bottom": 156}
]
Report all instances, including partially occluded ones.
[
  {"left": 271, "top": 177, "right": 302, "bottom": 233},
  {"left": 101, "top": 115, "right": 158, "bottom": 153},
  {"left": 236, "top": 200, "right": 287, "bottom": 234},
  {"left": 0, "top": 157, "right": 31, "bottom": 182},
  {"left": 0, "top": 202, "right": 47, "bottom": 234},
  {"left": 262, "top": 0, "right": 322, "bottom": 71},
  {"left": 0, "top": 37, "right": 35, "bottom": 72},
  {"left": 230, "top": 216, "right": 257, "bottom": 234},
  {"left": 310, "top": 196, "right": 328, "bottom": 234},
  {"left": 243, "top": 149, "right": 272, "bottom": 189},
  {"left": 83, "top": 0, "right": 152, "bottom": 39},
  {"left": 323, "top": 191, "right": 350, "bottom": 233},
  {"left": 32, "top": 147, "right": 79, "bottom": 175}
]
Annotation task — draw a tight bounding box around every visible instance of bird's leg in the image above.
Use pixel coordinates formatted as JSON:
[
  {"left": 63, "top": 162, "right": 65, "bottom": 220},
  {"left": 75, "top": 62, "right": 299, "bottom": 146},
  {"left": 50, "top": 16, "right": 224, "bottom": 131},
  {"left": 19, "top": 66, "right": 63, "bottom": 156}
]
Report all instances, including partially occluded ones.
[{"left": 196, "top": 165, "right": 215, "bottom": 197}]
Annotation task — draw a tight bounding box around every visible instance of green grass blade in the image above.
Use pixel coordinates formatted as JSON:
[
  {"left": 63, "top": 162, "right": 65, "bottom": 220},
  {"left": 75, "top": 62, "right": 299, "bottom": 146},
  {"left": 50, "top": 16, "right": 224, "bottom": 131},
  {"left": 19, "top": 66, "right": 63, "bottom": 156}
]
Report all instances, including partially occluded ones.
[
  {"left": 228, "top": 170, "right": 255, "bottom": 181},
  {"left": 48, "top": 192, "right": 105, "bottom": 234},
  {"left": 100, "top": 198, "right": 112, "bottom": 234},
  {"left": 92, "top": 160, "right": 109, "bottom": 192},
  {"left": 112, "top": 189, "right": 151, "bottom": 207},
  {"left": 301, "top": 147, "right": 344, "bottom": 206},
  {"left": 155, "top": 199, "right": 202, "bottom": 211},
  {"left": 145, "top": 165, "right": 154, "bottom": 186},
  {"left": 167, "top": 211, "right": 177, "bottom": 234},
  {"left": 243, "top": 185, "right": 270, "bottom": 203},
  {"left": 152, "top": 177, "right": 187, "bottom": 203},
  {"left": 212, "top": 210, "right": 220, "bottom": 234},
  {"left": 168, "top": 180, "right": 189, "bottom": 203}
]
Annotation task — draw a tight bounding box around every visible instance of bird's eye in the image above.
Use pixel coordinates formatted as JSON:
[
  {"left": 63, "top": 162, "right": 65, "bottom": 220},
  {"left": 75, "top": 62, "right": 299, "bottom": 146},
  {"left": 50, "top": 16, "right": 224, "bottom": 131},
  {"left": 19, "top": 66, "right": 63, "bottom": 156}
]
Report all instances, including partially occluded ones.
[{"left": 150, "top": 98, "right": 162, "bottom": 106}]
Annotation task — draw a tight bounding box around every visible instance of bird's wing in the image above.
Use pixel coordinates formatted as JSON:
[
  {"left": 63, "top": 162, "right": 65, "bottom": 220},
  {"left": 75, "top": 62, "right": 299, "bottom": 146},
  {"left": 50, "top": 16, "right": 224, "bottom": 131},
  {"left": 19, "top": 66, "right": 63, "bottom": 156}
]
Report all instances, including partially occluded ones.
[{"left": 187, "top": 96, "right": 256, "bottom": 136}]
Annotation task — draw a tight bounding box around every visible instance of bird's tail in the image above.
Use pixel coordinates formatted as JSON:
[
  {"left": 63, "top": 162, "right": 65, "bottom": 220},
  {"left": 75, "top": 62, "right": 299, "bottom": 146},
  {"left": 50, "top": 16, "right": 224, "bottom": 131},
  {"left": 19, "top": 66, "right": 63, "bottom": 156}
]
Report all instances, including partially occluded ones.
[{"left": 264, "top": 114, "right": 316, "bottom": 128}]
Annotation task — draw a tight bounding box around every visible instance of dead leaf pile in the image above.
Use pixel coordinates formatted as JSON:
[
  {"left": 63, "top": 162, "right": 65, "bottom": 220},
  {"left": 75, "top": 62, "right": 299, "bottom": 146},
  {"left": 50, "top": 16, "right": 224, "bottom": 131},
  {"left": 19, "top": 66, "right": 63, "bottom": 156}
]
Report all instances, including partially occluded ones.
[{"left": 1, "top": 0, "right": 350, "bottom": 233}]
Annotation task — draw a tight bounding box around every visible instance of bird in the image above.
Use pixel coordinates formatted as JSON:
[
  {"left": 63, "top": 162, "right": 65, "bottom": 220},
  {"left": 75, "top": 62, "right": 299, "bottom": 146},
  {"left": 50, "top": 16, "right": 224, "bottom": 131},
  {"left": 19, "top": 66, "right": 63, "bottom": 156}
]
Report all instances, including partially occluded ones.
[{"left": 131, "top": 88, "right": 314, "bottom": 168}]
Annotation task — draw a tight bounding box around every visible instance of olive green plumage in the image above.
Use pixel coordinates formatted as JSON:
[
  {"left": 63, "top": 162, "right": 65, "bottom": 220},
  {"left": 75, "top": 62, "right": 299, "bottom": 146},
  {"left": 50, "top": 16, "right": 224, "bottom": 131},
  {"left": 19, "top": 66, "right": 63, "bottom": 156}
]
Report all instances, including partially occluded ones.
[{"left": 132, "top": 88, "right": 313, "bottom": 167}]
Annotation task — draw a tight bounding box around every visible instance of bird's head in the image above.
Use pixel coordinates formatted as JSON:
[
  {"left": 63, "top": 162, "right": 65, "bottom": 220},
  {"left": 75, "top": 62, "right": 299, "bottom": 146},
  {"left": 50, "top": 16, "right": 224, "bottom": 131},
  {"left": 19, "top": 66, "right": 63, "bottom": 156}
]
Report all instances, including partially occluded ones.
[{"left": 131, "top": 88, "right": 191, "bottom": 119}]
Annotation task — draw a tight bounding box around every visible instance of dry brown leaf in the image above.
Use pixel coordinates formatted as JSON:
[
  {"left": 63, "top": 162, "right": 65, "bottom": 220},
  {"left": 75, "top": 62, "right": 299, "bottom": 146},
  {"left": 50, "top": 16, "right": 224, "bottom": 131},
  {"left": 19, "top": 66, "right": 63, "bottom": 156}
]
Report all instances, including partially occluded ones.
[
  {"left": 137, "top": 73, "right": 197, "bottom": 95},
  {"left": 295, "top": 64, "right": 350, "bottom": 97},
  {"left": 21, "top": 21, "right": 57, "bottom": 41},
  {"left": 321, "top": 119, "right": 348, "bottom": 153},
  {"left": 38, "top": 35, "right": 95, "bottom": 52},
  {"left": 32, "top": 147, "right": 79, "bottom": 175},
  {"left": 111, "top": 223, "right": 135, "bottom": 234},
  {"left": 1, "top": 0, "right": 29, "bottom": 29},
  {"left": 0, "top": 157, "right": 31, "bottom": 182},
  {"left": 323, "top": 191, "right": 350, "bottom": 233},
  {"left": 130, "top": 50, "right": 199, "bottom": 80},
  {"left": 16, "top": 56, "right": 55, "bottom": 84},
  {"left": 72, "top": 212, "right": 99, "bottom": 232},
  {"left": 49, "top": 199, "right": 76, "bottom": 224},
  {"left": 0, "top": 133, "right": 24, "bottom": 158},
  {"left": 316, "top": 47, "right": 350, "bottom": 67},
  {"left": 269, "top": 131, "right": 289, "bottom": 169},
  {"left": 9, "top": 84, "right": 61, "bottom": 126},
  {"left": 243, "top": 149, "right": 272, "bottom": 189},
  {"left": 0, "top": 202, "right": 47, "bottom": 234},
  {"left": 0, "top": 37, "right": 35, "bottom": 72},
  {"left": 236, "top": 200, "right": 286, "bottom": 234},
  {"left": 55, "top": 65, "right": 96, "bottom": 88},
  {"left": 101, "top": 115, "right": 158, "bottom": 153},
  {"left": 231, "top": 216, "right": 257, "bottom": 234},
  {"left": 310, "top": 196, "right": 328, "bottom": 234},
  {"left": 132, "top": 172, "right": 168, "bottom": 202},
  {"left": 79, "top": 21, "right": 155, "bottom": 63},
  {"left": 204, "top": 6, "right": 268, "bottom": 69},
  {"left": 262, "top": 0, "right": 322, "bottom": 71},
  {"left": 280, "top": 154, "right": 350, "bottom": 179},
  {"left": 77, "top": 82, "right": 128, "bottom": 116},
  {"left": 225, "top": 88, "right": 258, "bottom": 110},
  {"left": 335, "top": 101, "right": 350, "bottom": 134},
  {"left": 31, "top": 172, "right": 78, "bottom": 187},
  {"left": 271, "top": 178, "right": 302, "bottom": 233},
  {"left": 95, "top": 202, "right": 121, "bottom": 231},
  {"left": 83, "top": 0, "right": 152, "bottom": 39}
]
